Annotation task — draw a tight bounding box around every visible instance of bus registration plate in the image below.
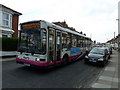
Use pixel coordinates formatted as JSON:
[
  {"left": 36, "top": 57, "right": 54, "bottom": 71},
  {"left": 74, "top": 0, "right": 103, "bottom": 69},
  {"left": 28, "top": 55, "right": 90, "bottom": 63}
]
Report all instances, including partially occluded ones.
[{"left": 24, "top": 63, "right": 30, "bottom": 66}]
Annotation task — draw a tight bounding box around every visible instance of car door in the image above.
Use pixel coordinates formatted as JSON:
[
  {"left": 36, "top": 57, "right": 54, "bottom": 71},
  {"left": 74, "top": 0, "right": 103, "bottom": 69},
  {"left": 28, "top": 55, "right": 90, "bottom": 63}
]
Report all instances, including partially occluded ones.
[{"left": 105, "top": 49, "right": 109, "bottom": 61}]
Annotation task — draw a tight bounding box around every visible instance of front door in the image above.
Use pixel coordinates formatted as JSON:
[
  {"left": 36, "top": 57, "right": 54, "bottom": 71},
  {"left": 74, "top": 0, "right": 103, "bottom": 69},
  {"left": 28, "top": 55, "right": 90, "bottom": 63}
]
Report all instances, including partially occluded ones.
[
  {"left": 48, "top": 28, "right": 62, "bottom": 63},
  {"left": 48, "top": 28, "right": 55, "bottom": 62}
]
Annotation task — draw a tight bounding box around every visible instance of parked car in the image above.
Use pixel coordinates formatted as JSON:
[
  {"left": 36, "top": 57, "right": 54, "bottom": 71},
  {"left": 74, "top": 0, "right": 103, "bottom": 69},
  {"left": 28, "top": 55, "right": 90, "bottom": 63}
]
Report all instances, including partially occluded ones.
[
  {"left": 108, "top": 47, "right": 112, "bottom": 54},
  {"left": 104, "top": 47, "right": 111, "bottom": 58},
  {"left": 104, "top": 44, "right": 112, "bottom": 54},
  {"left": 84, "top": 47, "right": 110, "bottom": 67}
]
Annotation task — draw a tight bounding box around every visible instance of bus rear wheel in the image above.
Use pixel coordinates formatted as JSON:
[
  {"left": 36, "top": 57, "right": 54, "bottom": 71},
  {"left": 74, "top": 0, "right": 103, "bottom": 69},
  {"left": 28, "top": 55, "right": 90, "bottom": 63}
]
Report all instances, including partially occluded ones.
[{"left": 62, "top": 55, "right": 68, "bottom": 66}]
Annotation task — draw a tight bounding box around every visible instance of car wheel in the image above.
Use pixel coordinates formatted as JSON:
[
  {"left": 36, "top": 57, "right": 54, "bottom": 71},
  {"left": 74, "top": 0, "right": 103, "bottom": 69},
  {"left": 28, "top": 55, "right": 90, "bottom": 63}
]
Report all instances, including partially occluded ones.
[
  {"left": 108, "top": 55, "right": 110, "bottom": 59},
  {"left": 100, "top": 61, "right": 105, "bottom": 67}
]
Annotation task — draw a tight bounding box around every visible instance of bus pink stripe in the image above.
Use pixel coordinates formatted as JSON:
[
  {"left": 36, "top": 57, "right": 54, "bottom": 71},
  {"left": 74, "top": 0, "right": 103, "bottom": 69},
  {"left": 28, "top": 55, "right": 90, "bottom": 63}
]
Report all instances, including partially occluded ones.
[
  {"left": 16, "top": 58, "right": 54, "bottom": 66},
  {"left": 56, "top": 60, "right": 62, "bottom": 63},
  {"left": 16, "top": 54, "right": 81, "bottom": 67},
  {"left": 69, "top": 55, "right": 79, "bottom": 60}
]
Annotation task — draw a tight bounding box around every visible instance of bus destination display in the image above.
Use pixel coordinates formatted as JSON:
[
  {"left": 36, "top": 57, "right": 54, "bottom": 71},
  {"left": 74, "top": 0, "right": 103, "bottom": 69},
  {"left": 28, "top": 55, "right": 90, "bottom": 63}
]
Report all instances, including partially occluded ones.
[{"left": 21, "top": 22, "right": 40, "bottom": 29}]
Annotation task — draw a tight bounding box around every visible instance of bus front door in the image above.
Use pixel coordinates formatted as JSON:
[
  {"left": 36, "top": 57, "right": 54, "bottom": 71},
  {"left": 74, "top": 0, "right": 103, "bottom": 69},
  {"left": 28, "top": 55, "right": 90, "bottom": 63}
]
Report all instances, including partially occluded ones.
[
  {"left": 48, "top": 29, "right": 61, "bottom": 64},
  {"left": 49, "top": 29, "right": 55, "bottom": 63}
]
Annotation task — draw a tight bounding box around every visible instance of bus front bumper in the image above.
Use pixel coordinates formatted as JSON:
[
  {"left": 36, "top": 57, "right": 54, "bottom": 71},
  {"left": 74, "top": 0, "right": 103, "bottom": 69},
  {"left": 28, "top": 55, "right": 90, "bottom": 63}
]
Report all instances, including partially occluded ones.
[{"left": 16, "top": 58, "right": 54, "bottom": 69}]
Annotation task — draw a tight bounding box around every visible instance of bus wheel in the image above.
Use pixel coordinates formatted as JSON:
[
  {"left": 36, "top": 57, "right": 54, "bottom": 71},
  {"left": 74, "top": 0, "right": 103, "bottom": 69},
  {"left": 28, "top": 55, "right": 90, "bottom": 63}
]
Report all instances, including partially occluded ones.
[{"left": 62, "top": 55, "right": 68, "bottom": 66}]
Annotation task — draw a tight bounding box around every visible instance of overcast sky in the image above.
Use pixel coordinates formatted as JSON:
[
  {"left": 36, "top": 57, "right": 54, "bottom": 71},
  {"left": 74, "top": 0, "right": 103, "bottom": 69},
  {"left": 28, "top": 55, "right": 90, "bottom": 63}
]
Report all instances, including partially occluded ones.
[{"left": 1, "top": 0, "right": 119, "bottom": 43}]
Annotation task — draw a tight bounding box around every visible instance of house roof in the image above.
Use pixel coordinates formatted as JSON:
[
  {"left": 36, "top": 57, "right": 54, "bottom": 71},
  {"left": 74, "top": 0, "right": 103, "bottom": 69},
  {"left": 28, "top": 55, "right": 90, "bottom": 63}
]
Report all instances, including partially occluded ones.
[{"left": 0, "top": 4, "right": 22, "bottom": 15}]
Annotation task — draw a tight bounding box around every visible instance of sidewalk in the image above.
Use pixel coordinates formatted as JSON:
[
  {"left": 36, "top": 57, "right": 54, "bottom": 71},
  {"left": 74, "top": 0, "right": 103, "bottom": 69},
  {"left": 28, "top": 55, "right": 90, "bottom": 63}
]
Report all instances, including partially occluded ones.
[
  {"left": 0, "top": 51, "right": 18, "bottom": 62},
  {"left": 91, "top": 50, "right": 119, "bottom": 88},
  {"left": 0, "top": 51, "right": 18, "bottom": 57}
]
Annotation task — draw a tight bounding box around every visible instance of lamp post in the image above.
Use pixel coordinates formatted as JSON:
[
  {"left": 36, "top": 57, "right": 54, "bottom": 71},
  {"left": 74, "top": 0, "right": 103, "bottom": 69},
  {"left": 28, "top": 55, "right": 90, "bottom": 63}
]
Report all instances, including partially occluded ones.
[
  {"left": 114, "top": 32, "right": 115, "bottom": 49},
  {"left": 116, "top": 19, "right": 119, "bottom": 50}
]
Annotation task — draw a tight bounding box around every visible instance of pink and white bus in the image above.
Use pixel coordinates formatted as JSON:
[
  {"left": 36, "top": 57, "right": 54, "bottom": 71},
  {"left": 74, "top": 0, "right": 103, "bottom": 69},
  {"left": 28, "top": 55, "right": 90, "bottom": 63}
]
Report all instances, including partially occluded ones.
[{"left": 16, "top": 20, "right": 92, "bottom": 69}]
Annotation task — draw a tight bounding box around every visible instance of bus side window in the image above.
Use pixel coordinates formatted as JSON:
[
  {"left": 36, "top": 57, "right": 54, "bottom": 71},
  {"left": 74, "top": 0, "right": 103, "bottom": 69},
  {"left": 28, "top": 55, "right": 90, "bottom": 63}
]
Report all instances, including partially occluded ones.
[
  {"left": 72, "top": 35, "right": 77, "bottom": 47},
  {"left": 62, "top": 32, "right": 67, "bottom": 48},
  {"left": 41, "top": 29, "right": 47, "bottom": 54},
  {"left": 67, "top": 33, "right": 71, "bottom": 48},
  {"left": 83, "top": 38, "right": 85, "bottom": 48},
  {"left": 77, "top": 37, "right": 81, "bottom": 47},
  {"left": 80, "top": 37, "right": 83, "bottom": 48}
]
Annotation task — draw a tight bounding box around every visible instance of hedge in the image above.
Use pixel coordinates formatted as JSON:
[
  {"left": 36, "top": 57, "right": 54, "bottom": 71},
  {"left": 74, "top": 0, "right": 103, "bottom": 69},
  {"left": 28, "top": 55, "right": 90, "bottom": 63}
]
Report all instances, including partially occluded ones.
[{"left": 0, "top": 37, "right": 18, "bottom": 51}]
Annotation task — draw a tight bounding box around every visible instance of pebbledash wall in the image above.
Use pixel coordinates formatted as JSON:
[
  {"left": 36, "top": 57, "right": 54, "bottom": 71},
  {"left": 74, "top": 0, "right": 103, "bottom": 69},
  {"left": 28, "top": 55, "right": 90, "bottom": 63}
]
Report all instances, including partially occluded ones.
[{"left": 0, "top": 4, "right": 22, "bottom": 37}]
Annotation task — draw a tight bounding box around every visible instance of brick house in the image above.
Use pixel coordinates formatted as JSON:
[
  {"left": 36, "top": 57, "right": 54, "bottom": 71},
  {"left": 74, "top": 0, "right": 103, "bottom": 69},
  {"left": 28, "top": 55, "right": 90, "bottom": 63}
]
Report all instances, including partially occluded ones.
[
  {"left": 53, "top": 21, "right": 87, "bottom": 36},
  {"left": 0, "top": 4, "right": 22, "bottom": 37},
  {"left": 107, "top": 34, "right": 120, "bottom": 46},
  {"left": 53, "top": 21, "right": 76, "bottom": 31}
]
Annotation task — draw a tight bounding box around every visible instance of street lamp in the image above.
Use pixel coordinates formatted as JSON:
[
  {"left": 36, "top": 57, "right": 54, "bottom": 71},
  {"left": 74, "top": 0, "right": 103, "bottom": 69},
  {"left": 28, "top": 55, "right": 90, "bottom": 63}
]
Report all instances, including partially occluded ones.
[
  {"left": 116, "top": 19, "right": 119, "bottom": 33},
  {"left": 114, "top": 32, "right": 115, "bottom": 49},
  {"left": 116, "top": 19, "right": 119, "bottom": 50}
]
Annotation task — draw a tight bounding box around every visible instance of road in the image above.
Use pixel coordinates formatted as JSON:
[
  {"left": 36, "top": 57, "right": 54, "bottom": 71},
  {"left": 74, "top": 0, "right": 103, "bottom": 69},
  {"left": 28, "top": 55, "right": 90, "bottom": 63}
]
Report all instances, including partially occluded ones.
[{"left": 2, "top": 57, "right": 105, "bottom": 88}]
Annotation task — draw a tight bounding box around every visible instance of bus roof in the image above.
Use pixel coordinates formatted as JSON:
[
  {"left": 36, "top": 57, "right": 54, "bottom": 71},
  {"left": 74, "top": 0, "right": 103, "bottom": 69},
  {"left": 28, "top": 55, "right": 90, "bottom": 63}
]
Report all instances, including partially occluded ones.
[{"left": 20, "top": 20, "right": 91, "bottom": 40}]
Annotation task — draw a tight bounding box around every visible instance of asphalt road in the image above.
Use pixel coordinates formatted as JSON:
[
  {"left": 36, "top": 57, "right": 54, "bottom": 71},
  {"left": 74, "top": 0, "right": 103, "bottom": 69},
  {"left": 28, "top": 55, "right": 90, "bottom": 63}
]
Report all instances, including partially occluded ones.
[{"left": 2, "top": 58, "right": 104, "bottom": 88}]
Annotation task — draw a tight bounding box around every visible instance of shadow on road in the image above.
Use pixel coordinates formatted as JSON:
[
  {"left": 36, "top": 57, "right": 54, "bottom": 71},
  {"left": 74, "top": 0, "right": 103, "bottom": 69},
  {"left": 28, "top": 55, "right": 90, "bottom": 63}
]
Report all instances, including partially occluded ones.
[{"left": 15, "top": 60, "right": 83, "bottom": 75}]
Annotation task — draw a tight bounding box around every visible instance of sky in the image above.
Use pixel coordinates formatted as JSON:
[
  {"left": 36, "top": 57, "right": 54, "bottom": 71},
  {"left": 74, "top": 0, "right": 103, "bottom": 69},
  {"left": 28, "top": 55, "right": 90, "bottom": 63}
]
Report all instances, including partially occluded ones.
[{"left": 1, "top": 0, "right": 119, "bottom": 43}]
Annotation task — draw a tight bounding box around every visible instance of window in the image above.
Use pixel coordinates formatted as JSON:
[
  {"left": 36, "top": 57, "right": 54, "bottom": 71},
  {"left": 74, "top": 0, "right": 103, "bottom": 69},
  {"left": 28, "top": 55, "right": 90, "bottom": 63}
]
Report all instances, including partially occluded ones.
[
  {"left": 80, "top": 37, "right": 83, "bottom": 47},
  {"left": 77, "top": 37, "right": 81, "bottom": 47},
  {"left": 2, "top": 35, "right": 8, "bottom": 37},
  {"left": 2, "top": 12, "right": 12, "bottom": 28},
  {"left": 18, "top": 29, "right": 47, "bottom": 54},
  {"left": 67, "top": 33, "right": 71, "bottom": 48},
  {"left": 62, "top": 32, "right": 71, "bottom": 48},
  {"left": 72, "top": 35, "right": 77, "bottom": 47},
  {"left": 83, "top": 38, "right": 86, "bottom": 47},
  {"left": 41, "top": 29, "right": 47, "bottom": 54},
  {"left": 18, "top": 22, "right": 42, "bottom": 54}
]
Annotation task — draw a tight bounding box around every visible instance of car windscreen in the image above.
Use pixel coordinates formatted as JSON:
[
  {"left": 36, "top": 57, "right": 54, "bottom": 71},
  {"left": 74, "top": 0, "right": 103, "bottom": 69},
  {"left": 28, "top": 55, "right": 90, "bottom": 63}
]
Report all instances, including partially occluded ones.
[{"left": 90, "top": 48, "right": 105, "bottom": 55}]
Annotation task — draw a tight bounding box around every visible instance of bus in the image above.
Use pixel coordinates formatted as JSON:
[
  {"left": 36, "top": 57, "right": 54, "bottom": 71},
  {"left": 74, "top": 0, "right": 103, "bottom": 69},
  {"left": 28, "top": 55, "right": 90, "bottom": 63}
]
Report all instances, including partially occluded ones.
[{"left": 16, "top": 20, "right": 92, "bottom": 69}]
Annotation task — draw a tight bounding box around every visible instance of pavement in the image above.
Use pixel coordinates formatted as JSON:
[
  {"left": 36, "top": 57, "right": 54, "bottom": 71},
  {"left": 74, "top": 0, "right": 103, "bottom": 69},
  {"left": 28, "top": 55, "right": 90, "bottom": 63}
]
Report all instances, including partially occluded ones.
[
  {"left": 0, "top": 51, "right": 18, "bottom": 57},
  {"left": 0, "top": 50, "right": 119, "bottom": 88},
  {"left": 91, "top": 50, "right": 119, "bottom": 88},
  {"left": 0, "top": 51, "right": 18, "bottom": 62}
]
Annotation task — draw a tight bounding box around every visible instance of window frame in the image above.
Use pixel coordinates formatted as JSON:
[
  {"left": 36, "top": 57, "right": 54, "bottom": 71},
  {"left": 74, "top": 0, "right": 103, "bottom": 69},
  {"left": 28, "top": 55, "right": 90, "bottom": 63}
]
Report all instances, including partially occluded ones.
[{"left": 2, "top": 11, "right": 12, "bottom": 28}]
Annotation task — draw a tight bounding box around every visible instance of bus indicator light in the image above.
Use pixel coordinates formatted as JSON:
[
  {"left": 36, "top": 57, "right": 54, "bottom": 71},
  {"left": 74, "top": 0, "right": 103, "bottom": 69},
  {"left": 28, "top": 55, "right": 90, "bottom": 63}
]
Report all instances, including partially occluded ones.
[{"left": 40, "top": 59, "right": 45, "bottom": 61}]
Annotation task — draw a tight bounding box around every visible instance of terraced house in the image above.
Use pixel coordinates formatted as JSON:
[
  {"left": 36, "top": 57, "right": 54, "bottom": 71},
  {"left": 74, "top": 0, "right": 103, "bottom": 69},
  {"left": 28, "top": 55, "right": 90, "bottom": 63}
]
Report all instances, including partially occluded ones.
[{"left": 0, "top": 4, "right": 22, "bottom": 37}]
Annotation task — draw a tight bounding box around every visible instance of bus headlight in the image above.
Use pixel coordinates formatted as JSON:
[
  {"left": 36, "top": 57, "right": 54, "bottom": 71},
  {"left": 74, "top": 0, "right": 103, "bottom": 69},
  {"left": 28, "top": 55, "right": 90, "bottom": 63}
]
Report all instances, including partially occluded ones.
[
  {"left": 17, "top": 55, "right": 20, "bottom": 58},
  {"left": 36, "top": 58, "right": 40, "bottom": 62}
]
